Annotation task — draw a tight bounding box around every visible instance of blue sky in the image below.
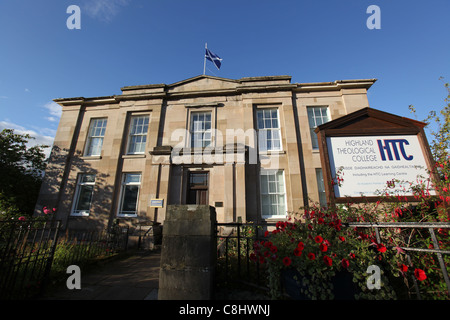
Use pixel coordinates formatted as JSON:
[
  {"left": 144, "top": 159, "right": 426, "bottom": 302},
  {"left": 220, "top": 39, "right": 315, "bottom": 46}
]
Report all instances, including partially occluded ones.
[{"left": 1, "top": 0, "right": 449, "bottom": 155}]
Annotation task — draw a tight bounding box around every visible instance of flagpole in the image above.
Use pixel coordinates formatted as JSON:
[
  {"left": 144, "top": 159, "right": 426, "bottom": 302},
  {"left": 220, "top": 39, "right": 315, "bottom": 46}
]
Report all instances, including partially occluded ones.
[{"left": 203, "top": 43, "right": 207, "bottom": 75}]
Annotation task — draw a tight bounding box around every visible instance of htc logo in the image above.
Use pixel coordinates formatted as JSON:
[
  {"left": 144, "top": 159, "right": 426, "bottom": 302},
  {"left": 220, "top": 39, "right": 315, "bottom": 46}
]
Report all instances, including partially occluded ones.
[{"left": 377, "top": 139, "right": 413, "bottom": 161}]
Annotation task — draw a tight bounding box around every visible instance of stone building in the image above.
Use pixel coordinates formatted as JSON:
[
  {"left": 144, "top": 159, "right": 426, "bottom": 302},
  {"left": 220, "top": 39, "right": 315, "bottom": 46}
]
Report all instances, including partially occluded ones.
[{"left": 34, "top": 75, "right": 376, "bottom": 231}]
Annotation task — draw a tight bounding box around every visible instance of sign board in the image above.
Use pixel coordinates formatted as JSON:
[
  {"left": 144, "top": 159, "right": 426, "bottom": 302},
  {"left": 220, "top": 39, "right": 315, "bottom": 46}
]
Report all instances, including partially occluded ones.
[
  {"left": 150, "top": 199, "right": 164, "bottom": 208},
  {"left": 327, "top": 135, "right": 434, "bottom": 198},
  {"left": 315, "top": 108, "right": 436, "bottom": 204}
]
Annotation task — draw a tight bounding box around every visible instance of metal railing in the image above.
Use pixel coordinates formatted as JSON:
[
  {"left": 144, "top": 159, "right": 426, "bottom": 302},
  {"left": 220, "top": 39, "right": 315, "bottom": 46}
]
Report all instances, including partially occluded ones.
[
  {"left": 54, "top": 225, "right": 129, "bottom": 268},
  {"left": 215, "top": 221, "right": 450, "bottom": 299},
  {"left": 0, "top": 220, "right": 129, "bottom": 299},
  {"left": 0, "top": 220, "right": 61, "bottom": 299},
  {"left": 216, "top": 222, "right": 275, "bottom": 289},
  {"left": 346, "top": 221, "right": 450, "bottom": 299}
]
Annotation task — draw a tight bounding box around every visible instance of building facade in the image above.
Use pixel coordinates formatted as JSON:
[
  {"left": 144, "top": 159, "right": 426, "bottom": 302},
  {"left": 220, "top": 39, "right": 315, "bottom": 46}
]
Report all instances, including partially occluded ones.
[{"left": 34, "top": 75, "right": 376, "bottom": 231}]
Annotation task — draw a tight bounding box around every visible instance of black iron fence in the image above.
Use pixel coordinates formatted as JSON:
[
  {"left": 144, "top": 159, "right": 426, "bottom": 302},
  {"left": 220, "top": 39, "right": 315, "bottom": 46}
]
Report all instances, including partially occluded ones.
[
  {"left": 0, "top": 220, "right": 129, "bottom": 300},
  {"left": 0, "top": 220, "right": 61, "bottom": 300},
  {"left": 215, "top": 221, "right": 450, "bottom": 299},
  {"left": 52, "top": 225, "right": 129, "bottom": 272},
  {"left": 216, "top": 222, "right": 275, "bottom": 290}
]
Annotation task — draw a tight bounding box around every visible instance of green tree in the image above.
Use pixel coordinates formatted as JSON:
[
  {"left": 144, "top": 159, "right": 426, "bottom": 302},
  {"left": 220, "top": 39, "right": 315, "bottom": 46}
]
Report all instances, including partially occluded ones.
[{"left": 0, "top": 129, "right": 48, "bottom": 219}]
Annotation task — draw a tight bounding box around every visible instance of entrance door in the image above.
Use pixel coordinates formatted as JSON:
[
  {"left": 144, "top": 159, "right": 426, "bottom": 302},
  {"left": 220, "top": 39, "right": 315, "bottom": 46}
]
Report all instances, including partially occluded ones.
[{"left": 187, "top": 172, "right": 209, "bottom": 205}]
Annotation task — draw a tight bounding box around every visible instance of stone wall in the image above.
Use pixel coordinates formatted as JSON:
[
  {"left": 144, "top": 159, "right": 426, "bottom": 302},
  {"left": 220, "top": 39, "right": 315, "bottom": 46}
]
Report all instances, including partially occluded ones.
[{"left": 158, "top": 205, "right": 216, "bottom": 300}]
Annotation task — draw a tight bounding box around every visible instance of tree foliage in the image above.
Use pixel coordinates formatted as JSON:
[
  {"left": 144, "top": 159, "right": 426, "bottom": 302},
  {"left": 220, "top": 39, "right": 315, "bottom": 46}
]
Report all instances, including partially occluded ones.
[
  {"left": 0, "top": 129, "right": 48, "bottom": 218},
  {"left": 410, "top": 78, "right": 450, "bottom": 163}
]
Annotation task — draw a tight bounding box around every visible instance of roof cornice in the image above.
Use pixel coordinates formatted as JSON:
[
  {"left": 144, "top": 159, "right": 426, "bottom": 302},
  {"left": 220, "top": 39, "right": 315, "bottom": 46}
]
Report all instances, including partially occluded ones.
[{"left": 53, "top": 76, "right": 378, "bottom": 105}]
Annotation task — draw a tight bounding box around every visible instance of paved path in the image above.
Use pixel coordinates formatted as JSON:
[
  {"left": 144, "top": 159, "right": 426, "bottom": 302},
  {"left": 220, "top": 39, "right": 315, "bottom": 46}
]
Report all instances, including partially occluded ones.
[{"left": 42, "top": 249, "right": 161, "bottom": 300}]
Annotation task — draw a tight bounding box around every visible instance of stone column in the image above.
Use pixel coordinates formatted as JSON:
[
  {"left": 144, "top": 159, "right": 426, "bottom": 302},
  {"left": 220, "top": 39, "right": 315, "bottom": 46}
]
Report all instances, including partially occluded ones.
[{"left": 158, "top": 205, "right": 216, "bottom": 300}]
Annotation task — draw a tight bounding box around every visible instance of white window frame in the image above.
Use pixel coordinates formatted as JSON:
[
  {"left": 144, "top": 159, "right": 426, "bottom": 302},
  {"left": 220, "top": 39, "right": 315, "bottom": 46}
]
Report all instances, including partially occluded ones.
[
  {"left": 256, "top": 108, "right": 282, "bottom": 152},
  {"left": 71, "top": 174, "right": 96, "bottom": 216},
  {"left": 127, "top": 115, "right": 150, "bottom": 154},
  {"left": 259, "top": 169, "right": 287, "bottom": 219},
  {"left": 84, "top": 118, "right": 107, "bottom": 156},
  {"left": 117, "top": 173, "right": 141, "bottom": 217},
  {"left": 307, "top": 106, "right": 330, "bottom": 150},
  {"left": 189, "top": 111, "right": 212, "bottom": 148}
]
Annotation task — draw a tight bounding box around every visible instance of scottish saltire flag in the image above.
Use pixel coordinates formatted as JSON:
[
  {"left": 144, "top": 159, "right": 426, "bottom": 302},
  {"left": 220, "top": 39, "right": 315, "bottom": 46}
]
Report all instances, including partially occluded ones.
[{"left": 205, "top": 48, "right": 222, "bottom": 70}]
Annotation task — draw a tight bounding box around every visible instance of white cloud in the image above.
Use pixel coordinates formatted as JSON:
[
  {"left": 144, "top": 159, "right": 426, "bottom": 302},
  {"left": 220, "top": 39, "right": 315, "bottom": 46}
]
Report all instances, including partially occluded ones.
[
  {"left": 82, "top": 0, "right": 131, "bottom": 22},
  {"left": 46, "top": 116, "right": 58, "bottom": 122},
  {"left": 43, "top": 101, "right": 62, "bottom": 120}
]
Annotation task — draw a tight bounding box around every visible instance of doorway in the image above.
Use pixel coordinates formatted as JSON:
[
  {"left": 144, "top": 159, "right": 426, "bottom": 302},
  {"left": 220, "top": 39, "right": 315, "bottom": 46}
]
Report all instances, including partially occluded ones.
[{"left": 187, "top": 171, "right": 209, "bottom": 205}]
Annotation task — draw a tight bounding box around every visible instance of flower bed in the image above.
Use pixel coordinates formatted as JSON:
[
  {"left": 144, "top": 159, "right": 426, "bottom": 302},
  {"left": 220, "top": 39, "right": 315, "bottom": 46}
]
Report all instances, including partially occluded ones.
[{"left": 250, "top": 158, "right": 450, "bottom": 300}]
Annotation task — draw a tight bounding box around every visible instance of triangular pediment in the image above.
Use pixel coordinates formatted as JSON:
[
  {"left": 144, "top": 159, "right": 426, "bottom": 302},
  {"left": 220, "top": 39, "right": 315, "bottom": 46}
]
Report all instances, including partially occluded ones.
[
  {"left": 167, "top": 75, "right": 239, "bottom": 94},
  {"left": 316, "top": 107, "right": 426, "bottom": 136}
]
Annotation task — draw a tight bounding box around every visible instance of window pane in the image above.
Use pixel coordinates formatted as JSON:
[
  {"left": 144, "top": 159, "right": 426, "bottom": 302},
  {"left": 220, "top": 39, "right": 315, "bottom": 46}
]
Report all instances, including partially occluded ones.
[
  {"left": 307, "top": 107, "right": 329, "bottom": 149},
  {"left": 75, "top": 185, "right": 94, "bottom": 211},
  {"left": 119, "top": 173, "right": 141, "bottom": 216},
  {"left": 278, "top": 195, "right": 286, "bottom": 214},
  {"left": 271, "top": 109, "right": 277, "bottom": 120},
  {"left": 88, "top": 137, "right": 102, "bottom": 156},
  {"left": 85, "top": 118, "right": 107, "bottom": 156},
  {"left": 257, "top": 109, "right": 281, "bottom": 151},
  {"left": 128, "top": 116, "right": 149, "bottom": 154},
  {"left": 125, "top": 173, "right": 141, "bottom": 184},
  {"left": 260, "top": 175, "right": 268, "bottom": 193},
  {"left": 316, "top": 168, "right": 327, "bottom": 207},
  {"left": 260, "top": 170, "right": 286, "bottom": 218},
  {"left": 72, "top": 174, "right": 95, "bottom": 215},
  {"left": 121, "top": 185, "right": 139, "bottom": 212},
  {"left": 190, "top": 112, "right": 212, "bottom": 148}
]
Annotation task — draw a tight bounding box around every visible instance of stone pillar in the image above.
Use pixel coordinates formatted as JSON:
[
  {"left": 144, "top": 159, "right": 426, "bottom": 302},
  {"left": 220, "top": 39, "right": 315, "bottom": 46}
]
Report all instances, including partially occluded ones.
[{"left": 158, "top": 205, "right": 216, "bottom": 300}]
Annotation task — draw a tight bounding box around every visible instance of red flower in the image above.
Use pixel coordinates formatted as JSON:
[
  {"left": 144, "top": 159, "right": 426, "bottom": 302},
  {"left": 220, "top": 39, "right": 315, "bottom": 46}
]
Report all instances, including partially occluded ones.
[
  {"left": 349, "top": 252, "right": 355, "bottom": 259},
  {"left": 270, "top": 245, "right": 278, "bottom": 254},
  {"left": 323, "top": 255, "right": 332, "bottom": 267},
  {"left": 297, "top": 241, "right": 305, "bottom": 250},
  {"left": 318, "top": 217, "right": 325, "bottom": 224},
  {"left": 400, "top": 264, "right": 408, "bottom": 273},
  {"left": 314, "top": 235, "right": 323, "bottom": 243},
  {"left": 283, "top": 257, "right": 292, "bottom": 267},
  {"left": 264, "top": 241, "right": 273, "bottom": 248},
  {"left": 293, "top": 248, "right": 302, "bottom": 256},
  {"left": 339, "top": 236, "right": 346, "bottom": 242},
  {"left": 264, "top": 231, "right": 269, "bottom": 237},
  {"left": 377, "top": 243, "right": 387, "bottom": 253},
  {"left": 18, "top": 216, "right": 26, "bottom": 221},
  {"left": 414, "top": 268, "right": 427, "bottom": 281},
  {"left": 319, "top": 243, "right": 328, "bottom": 252},
  {"left": 307, "top": 253, "right": 316, "bottom": 260},
  {"left": 341, "top": 258, "right": 350, "bottom": 269}
]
